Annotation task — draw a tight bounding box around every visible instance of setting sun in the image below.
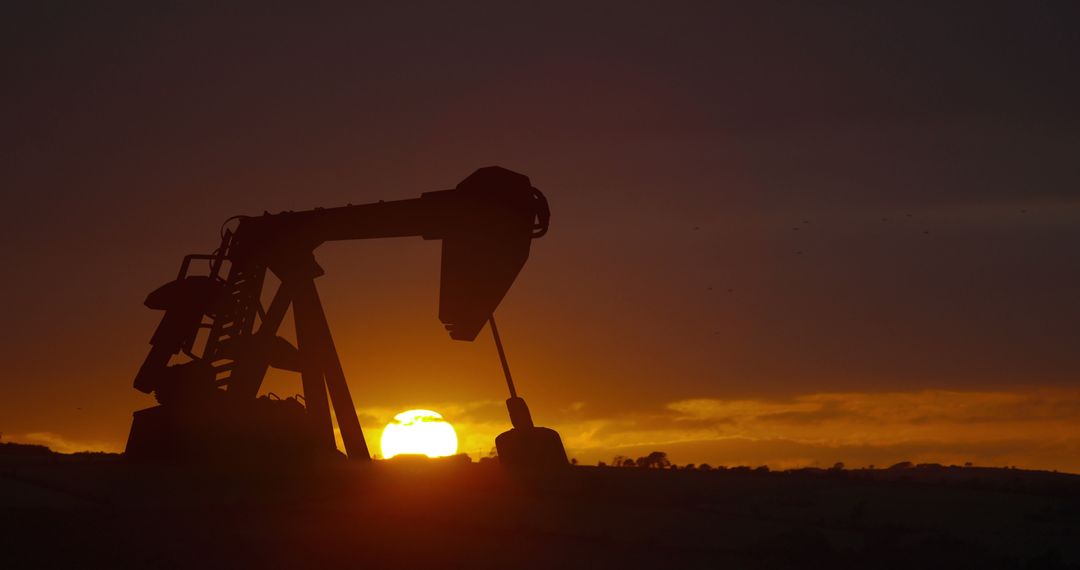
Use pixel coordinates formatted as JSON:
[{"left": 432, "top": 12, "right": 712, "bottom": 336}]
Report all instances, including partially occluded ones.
[{"left": 380, "top": 409, "right": 459, "bottom": 459}]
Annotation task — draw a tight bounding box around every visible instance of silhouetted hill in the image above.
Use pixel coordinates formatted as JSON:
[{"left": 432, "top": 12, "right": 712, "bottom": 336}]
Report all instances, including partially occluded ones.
[
  {"left": 0, "top": 441, "right": 52, "bottom": 457},
  {"left": 1, "top": 450, "right": 1077, "bottom": 569}
]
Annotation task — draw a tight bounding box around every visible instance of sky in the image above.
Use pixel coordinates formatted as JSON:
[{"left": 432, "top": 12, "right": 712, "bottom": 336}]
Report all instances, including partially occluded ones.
[{"left": 3, "top": 1, "right": 1080, "bottom": 471}]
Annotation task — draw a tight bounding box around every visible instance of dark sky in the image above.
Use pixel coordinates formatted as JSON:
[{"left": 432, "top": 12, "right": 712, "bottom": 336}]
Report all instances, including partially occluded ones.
[{"left": 3, "top": 1, "right": 1079, "bottom": 468}]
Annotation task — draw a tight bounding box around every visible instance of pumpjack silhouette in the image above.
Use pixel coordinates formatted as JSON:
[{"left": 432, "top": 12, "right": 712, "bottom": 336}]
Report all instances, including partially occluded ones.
[{"left": 125, "top": 166, "right": 567, "bottom": 468}]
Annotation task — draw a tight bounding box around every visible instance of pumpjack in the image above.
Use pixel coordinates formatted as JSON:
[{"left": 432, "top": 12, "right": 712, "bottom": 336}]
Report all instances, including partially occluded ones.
[{"left": 125, "top": 166, "right": 567, "bottom": 467}]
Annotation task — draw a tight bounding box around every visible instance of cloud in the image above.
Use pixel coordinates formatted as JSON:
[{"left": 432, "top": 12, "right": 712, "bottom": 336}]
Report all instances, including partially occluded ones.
[
  {"left": 540, "top": 388, "right": 1080, "bottom": 472},
  {"left": 5, "top": 432, "right": 123, "bottom": 454}
]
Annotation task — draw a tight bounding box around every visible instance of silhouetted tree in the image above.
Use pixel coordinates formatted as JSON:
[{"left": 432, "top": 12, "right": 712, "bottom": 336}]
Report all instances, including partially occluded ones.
[
  {"left": 621, "top": 458, "right": 635, "bottom": 468},
  {"left": 635, "top": 451, "right": 671, "bottom": 469},
  {"left": 831, "top": 462, "right": 845, "bottom": 471},
  {"left": 698, "top": 463, "right": 712, "bottom": 471},
  {"left": 597, "top": 461, "right": 607, "bottom": 467},
  {"left": 650, "top": 451, "right": 671, "bottom": 469}
]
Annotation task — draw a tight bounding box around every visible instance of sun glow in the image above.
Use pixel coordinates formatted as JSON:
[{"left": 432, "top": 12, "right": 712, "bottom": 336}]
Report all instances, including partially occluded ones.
[{"left": 380, "top": 409, "right": 459, "bottom": 459}]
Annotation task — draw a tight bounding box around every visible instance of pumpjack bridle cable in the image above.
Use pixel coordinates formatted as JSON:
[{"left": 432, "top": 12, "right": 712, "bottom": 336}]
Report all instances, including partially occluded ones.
[{"left": 488, "top": 315, "right": 518, "bottom": 399}]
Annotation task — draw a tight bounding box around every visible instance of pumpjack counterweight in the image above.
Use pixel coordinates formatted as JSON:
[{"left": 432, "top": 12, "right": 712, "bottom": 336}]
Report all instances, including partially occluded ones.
[{"left": 125, "top": 167, "right": 552, "bottom": 462}]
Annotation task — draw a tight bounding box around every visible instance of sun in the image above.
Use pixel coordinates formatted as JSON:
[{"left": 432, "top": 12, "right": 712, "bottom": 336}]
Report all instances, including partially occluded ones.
[{"left": 380, "top": 409, "right": 459, "bottom": 459}]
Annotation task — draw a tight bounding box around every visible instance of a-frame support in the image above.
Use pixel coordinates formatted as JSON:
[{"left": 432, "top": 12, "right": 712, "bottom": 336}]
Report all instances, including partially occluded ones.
[
  {"left": 291, "top": 277, "right": 370, "bottom": 459},
  {"left": 226, "top": 260, "right": 371, "bottom": 460}
]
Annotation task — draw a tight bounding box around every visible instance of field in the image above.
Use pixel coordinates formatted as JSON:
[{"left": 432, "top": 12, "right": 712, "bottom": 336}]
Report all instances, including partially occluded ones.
[{"left": 2, "top": 447, "right": 1078, "bottom": 569}]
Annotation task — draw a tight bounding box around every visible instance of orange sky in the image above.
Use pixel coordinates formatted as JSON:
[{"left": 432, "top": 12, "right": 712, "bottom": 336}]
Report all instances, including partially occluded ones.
[{"left": 3, "top": 3, "right": 1079, "bottom": 471}]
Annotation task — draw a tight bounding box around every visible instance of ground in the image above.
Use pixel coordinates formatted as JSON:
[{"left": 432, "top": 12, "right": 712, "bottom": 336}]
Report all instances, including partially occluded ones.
[{"left": 1, "top": 446, "right": 1078, "bottom": 569}]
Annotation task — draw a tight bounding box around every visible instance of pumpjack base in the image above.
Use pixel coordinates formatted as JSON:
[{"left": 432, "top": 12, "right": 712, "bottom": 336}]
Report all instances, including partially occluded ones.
[
  {"left": 125, "top": 396, "right": 336, "bottom": 463},
  {"left": 495, "top": 426, "right": 569, "bottom": 470}
]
